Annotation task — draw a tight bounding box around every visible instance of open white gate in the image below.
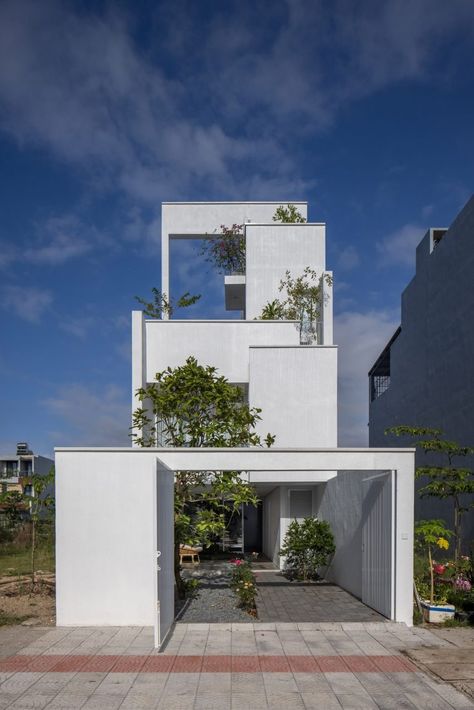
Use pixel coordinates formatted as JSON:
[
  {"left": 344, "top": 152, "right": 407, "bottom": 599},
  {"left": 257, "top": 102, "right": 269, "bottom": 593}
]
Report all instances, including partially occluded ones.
[
  {"left": 362, "top": 471, "right": 396, "bottom": 619},
  {"left": 154, "top": 461, "right": 174, "bottom": 649}
]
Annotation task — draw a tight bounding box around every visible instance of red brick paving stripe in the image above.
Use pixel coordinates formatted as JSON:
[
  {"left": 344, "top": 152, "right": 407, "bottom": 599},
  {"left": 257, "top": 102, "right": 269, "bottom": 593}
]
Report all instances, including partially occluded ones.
[
  {"left": 371, "top": 655, "right": 411, "bottom": 672},
  {"left": 202, "top": 655, "right": 232, "bottom": 672},
  {"left": 340, "top": 655, "right": 378, "bottom": 672},
  {"left": 141, "top": 655, "right": 174, "bottom": 672},
  {"left": 77, "top": 655, "right": 121, "bottom": 673},
  {"left": 259, "top": 655, "right": 291, "bottom": 672},
  {"left": 172, "top": 655, "right": 203, "bottom": 672},
  {"left": 317, "top": 656, "right": 350, "bottom": 672},
  {"left": 0, "top": 656, "right": 32, "bottom": 672},
  {"left": 48, "top": 656, "right": 89, "bottom": 672},
  {"left": 111, "top": 655, "right": 147, "bottom": 673},
  {"left": 287, "top": 655, "right": 320, "bottom": 673},
  {"left": 231, "top": 656, "right": 261, "bottom": 672},
  {"left": 0, "top": 654, "right": 417, "bottom": 674}
]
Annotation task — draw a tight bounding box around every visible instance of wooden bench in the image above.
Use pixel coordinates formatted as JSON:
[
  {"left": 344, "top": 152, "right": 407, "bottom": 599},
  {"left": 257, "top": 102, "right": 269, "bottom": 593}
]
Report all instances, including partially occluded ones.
[{"left": 179, "top": 545, "right": 201, "bottom": 565}]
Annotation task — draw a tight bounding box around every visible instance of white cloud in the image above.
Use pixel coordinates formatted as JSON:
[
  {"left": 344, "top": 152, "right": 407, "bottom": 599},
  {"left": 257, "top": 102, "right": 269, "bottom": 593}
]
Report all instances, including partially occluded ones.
[
  {"left": 59, "top": 316, "right": 96, "bottom": 339},
  {"left": 376, "top": 223, "right": 424, "bottom": 268},
  {"left": 0, "top": 214, "right": 99, "bottom": 269},
  {"left": 337, "top": 245, "right": 360, "bottom": 271},
  {"left": 1, "top": 285, "right": 53, "bottom": 323},
  {"left": 44, "top": 383, "right": 130, "bottom": 447},
  {"left": 335, "top": 308, "right": 399, "bottom": 446},
  {"left": 0, "top": 1, "right": 472, "bottom": 205},
  {"left": 24, "top": 216, "right": 93, "bottom": 265}
]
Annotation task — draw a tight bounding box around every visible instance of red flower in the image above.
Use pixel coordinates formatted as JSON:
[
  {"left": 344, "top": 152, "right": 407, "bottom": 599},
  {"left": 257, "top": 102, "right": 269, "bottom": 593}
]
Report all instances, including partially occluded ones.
[{"left": 433, "top": 564, "right": 446, "bottom": 575}]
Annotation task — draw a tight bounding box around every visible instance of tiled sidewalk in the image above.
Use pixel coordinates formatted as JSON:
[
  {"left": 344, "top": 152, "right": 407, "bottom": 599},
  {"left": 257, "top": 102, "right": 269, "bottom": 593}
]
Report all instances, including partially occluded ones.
[{"left": 0, "top": 623, "right": 472, "bottom": 709}]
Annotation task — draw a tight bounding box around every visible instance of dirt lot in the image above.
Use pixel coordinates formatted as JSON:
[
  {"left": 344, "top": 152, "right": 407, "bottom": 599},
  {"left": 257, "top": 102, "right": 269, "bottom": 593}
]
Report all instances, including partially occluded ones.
[{"left": 0, "top": 575, "right": 55, "bottom": 626}]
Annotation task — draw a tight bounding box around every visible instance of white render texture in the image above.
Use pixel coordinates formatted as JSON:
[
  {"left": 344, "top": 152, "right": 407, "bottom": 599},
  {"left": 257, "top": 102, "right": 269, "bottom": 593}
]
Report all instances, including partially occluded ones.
[
  {"left": 245, "top": 223, "right": 326, "bottom": 319},
  {"left": 369, "top": 195, "right": 474, "bottom": 544},
  {"left": 161, "top": 201, "right": 308, "bottom": 298},
  {"left": 55, "top": 450, "right": 162, "bottom": 627},
  {"left": 143, "top": 317, "right": 300, "bottom": 384},
  {"left": 249, "top": 346, "right": 337, "bottom": 446}
]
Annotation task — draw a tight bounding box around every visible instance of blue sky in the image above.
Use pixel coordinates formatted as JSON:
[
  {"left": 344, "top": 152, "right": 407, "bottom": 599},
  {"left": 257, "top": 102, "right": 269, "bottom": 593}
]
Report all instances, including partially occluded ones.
[{"left": 0, "top": 0, "right": 473, "bottom": 457}]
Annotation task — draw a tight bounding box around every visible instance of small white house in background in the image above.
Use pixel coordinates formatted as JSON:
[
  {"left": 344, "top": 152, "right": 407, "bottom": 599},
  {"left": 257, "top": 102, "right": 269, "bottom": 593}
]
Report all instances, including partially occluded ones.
[
  {"left": 56, "top": 201, "right": 415, "bottom": 646},
  {"left": 0, "top": 442, "right": 53, "bottom": 501}
]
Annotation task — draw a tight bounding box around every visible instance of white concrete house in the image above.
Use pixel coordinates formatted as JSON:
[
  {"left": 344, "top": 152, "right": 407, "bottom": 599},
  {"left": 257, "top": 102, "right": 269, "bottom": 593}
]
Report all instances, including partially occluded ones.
[
  {"left": 132, "top": 202, "right": 337, "bottom": 563},
  {"left": 56, "top": 201, "right": 415, "bottom": 646}
]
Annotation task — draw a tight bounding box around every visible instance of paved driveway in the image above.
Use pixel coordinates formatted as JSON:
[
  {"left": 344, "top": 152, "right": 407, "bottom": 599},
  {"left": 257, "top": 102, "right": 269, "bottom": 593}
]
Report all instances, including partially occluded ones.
[
  {"left": 255, "top": 572, "right": 384, "bottom": 623},
  {"left": 0, "top": 622, "right": 472, "bottom": 708}
]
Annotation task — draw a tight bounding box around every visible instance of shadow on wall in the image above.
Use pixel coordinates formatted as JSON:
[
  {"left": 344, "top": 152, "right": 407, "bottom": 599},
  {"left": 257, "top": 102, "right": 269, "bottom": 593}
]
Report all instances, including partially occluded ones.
[{"left": 315, "top": 471, "right": 388, "bottom": 600}]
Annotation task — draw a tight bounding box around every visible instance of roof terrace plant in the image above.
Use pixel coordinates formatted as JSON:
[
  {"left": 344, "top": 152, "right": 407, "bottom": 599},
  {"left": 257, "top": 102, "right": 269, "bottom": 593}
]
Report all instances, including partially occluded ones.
[
  {"left": 260, "top": 267, "right": 333, "bottom": 344},
  {"left": 200, "top": 205, "right": 306, "bottom": 275}
]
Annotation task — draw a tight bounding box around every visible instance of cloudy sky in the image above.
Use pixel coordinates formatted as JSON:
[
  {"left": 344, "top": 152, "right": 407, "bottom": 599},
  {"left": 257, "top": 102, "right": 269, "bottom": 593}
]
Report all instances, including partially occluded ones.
[{"left": 1, "top": 0, "right": 473, "bottom": 457}]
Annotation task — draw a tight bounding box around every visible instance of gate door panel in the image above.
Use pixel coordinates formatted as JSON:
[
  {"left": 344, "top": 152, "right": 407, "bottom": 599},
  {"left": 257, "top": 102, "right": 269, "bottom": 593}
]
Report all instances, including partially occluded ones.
[
  {"left": 154, "top": 461, "right": 174, "bottom": 648},
  {"left": 362, "top": 472, "right": 395, "bottom": 619}
]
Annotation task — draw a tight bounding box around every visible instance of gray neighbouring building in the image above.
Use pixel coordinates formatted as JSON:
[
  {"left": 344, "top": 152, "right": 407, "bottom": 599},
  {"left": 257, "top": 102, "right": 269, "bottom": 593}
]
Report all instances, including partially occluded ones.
[{"left": 369, "top": 195, "right": 474, "bottom": 548}]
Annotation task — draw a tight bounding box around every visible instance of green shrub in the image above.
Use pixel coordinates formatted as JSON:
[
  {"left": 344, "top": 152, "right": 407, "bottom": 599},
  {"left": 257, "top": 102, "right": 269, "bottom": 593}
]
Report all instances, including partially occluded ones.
[{"left": 280, "top": 517, "right": 335, "bottom": 581}]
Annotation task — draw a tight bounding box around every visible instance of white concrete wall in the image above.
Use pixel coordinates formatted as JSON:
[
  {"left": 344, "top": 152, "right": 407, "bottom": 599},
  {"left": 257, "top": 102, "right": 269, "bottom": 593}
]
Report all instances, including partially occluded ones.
[
  {"left": 315, "top": 472, "right": 365, "bottom": 600},
  {"left": 55, "top": 450, "right": 163, "bottom": 626},
  {"left": 143, "top": 319, "right": 300, "bottom": 384},
  {"left": 245, "top": 223, "right": 326, "bottom": 320},
  {"left": 249, "top": 346, "right": 337, "bottom": 446},
  {"left": 263, "top": 486, "right": 282, "bottom": 566},
  {"left": 161, "top": 202, "right": 308, "bottom": 298},
  {"left": 315, "top": 464, "right": 414, "bottom": 625}
]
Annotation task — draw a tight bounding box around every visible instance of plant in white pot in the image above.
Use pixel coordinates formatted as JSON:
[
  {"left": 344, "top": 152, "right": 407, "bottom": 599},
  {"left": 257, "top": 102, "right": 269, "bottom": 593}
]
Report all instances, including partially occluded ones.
[{"left": 415, "top": 520, "right": 455, "bottom": 623}]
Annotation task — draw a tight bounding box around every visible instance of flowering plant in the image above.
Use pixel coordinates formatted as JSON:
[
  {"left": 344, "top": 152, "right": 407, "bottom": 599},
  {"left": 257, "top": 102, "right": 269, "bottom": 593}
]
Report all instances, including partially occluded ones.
[
  {"left": 415, "top": 519, "right": 453, "bottom": 605},
  {"left": 229, "top": 558, "right": 257, "bottom": 612},
  {"left": 454, "top": 576, "right": 472, "bottom": 592},
  {"left": 201, "top": 224, "right": 245, "bottom": 275}
]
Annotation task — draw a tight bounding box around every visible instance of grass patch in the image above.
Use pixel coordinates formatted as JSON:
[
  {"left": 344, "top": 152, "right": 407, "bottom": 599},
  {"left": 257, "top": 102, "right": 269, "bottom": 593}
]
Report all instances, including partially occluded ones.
[
  {"left": 0, "top": 610, "right": 31, "bottom": 626},
  {"left": 441, "top": 617, "right": 470, "bottom": 628},
  {"left": 0, "top": 545, "right": 54, "bottom": 577}
]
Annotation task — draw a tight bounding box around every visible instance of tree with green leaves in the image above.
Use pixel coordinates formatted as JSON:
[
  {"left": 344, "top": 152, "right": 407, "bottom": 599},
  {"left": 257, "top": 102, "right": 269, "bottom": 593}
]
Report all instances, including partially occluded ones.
[
  {"left": 131, "top": 356, "right": 275, "bottom": 597},
  {"left": 0, "top": 467, "right": 55, "bottom": 587},
  {"left": 260, "top": 267, "right": 333, "bottom": 344},
  {"left": 387, "top": 426, "right": 474, "bottom": 560},
  {"left": 272, "top": 204, "right": 307, "bottom": 223},
  {"left": 135, "top": 288, "right": 201, "bottom": 318}
]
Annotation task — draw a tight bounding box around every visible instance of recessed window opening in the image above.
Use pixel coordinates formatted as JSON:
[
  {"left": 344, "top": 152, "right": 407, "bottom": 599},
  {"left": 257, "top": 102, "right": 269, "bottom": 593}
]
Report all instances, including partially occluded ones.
[{"left": 369, "top": 328, "right": 400, "bottom": 402}]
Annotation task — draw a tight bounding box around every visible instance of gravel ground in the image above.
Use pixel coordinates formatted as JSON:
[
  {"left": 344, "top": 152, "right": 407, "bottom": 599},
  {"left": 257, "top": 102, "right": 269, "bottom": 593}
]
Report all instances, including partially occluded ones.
[{"left": 175, "top": 567, "right": 254, "bottom": 623}]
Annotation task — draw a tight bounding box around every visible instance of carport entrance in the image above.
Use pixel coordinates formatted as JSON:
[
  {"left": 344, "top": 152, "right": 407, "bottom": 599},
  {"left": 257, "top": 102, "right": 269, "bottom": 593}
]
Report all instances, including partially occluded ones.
[{"left": 55, "top": 446, "right": 414, "bottom": 648}]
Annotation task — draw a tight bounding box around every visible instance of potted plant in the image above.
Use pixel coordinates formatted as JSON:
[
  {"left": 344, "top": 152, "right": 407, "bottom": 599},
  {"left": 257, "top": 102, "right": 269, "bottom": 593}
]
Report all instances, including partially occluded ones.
[{"left": 415, "top": 519, "right": 455, "bottom": 622}]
